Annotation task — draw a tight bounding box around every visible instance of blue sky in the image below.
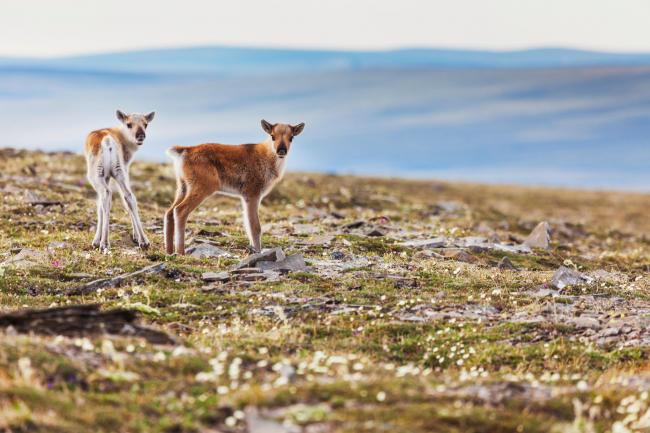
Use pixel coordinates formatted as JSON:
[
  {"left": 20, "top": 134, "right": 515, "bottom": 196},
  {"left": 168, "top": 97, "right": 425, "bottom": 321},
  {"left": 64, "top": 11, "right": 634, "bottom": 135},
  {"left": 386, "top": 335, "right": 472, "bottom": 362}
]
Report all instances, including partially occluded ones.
[{"left": 1, "top": 0, "right": 650, "bottom": 57}]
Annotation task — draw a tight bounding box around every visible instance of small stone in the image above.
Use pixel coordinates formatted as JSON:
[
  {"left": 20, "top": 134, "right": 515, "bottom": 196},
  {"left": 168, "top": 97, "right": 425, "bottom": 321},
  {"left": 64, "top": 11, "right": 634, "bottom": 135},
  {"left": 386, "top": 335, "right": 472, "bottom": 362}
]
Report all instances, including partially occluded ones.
[
  {"left": 47, "top": 241, "right": 68, "bottom": 251},
  {"left": 433, "top": 201, "right": 464, "bottom": 214},
  {"left": 570, "top": 316, "right": 600, "bottom": 330},
  {"left": 475, "top": 222, "right": 500, "bottom": 241},
  {"left": 528, "top": 286, "right": 558, "bottom": 298},
  {"left": 1, "top": 248, "right": 47, "bottom": 269},
  {"left": 278, "top": 363, "right": 296, "bottom": 382},
  {"left": 456, "top": 236, "right": 489, "bottom": 247},
  {"left": 601, "top": 327, "right": 620, "bottom": 337},
  {"left": 366, "top": 227, "right": 386, "bottom": 237},
  {"left": 292, "top": 224, "right": 320, "bottom": 235},
  {"left": 300, "top": 234, "right": 335, "bottom": 246},
  {"left": 67, "top": 272, "right": 94, "bottom": 280},
  {"left": 231, "top": 267, "right": 265, "bottom": 275},
  {"left": 238, "top": 272, "right": 270, "bottom": 282},
  {"left": 398, "top": 315, "right": 425, "bottom": 323},
  {"left": 497, "top": 256, "right": 518, "bottom": 271},
  {"left": 400, "top": 237, "right": 448, "bottom": 248},
  {"left": 201, "top": 271, "right": 231, "bottom": 282},
  {"left": 551, "top": 266, "right": 589, "bottom": 290},
  {"left": 257, "top": 254, "right": 309, "bottom": 273},
  {"left": 330, "top": 251, "right": 346, "bottom": 260},
  {"left": 197, "top": 228, "right": 227, "bottom": 237},
  {"left": 524, "top": 221, "right": 551, "bottom": 250},
  {"left": 443, "top": 250, "right": 477, "bottom": 264},
  {"left": 186, "top": 243, "right": 229, "bottom": 259},
  {"left": 245, "top": 407, "right": 297, "bottom": 433},
  {"left": 590, "top": 269, "right": 626, "bottom": 283},
  {"left": 343, "top": 220, "right": 365, "bottom": 230},
  {"left": 414, "top": 250, "right": 443, "bottom": 259},
  {"left": 492, "top": 243, "right": 532, "bottom": 254},
  {"left": 235, "top": 248, "right": 286, "bottom": 269}
]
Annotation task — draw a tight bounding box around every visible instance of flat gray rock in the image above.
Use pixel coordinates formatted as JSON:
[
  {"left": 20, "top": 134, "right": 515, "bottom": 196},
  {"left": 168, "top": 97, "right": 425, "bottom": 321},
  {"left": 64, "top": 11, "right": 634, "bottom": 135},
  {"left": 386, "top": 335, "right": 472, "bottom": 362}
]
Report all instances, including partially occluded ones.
[
  {"left": 433, "top": 201, "right": 465, "bottom": 214},
  {"left": 257, "top": 254, "right": 309, "bottom": 273},
  {"left": 1, "top": 248, "right": 47, "bottom": 269},
  {"left": 186, "top": 243, "right": 230, "bottom": 259},
  {"left": 235, "top": 248, "right": 286, "bottom": 269},
  {"left": 600, "top": 327, "right": 620, "bottom": 337},
  {"left": 590, "top": 269, "right": 627, "bottom": 283},
  {"left": 400, "top": 237, "right": 448, "bottom": 248},
  {"left": 298, "top": 234, "right": 335, "bottom": 246},
  {"left": 570, "top": 316, "right": 600, "bottom": 330},
  {"left": 47, "top": 241, "right": 68, "bottom": 251},
  {"left": 291, "top": 223, "right": 320, "bottom": 235},
  {"left": 527, "top": 287, "right": 559, "bottom": 298},
  {"left": 201, "top": 271, "right": 230, "bottom": 282},
  {"left": 491, "top": 243, "right": 532, "bottom": 254},
  {"left": 67, "top": 272, "right": 95, "bottom": 280},
  {"left": 551, "top": 266, "right": 590, "bottom": 290},
  {"left": 455, "top": 236, "right": 489, "bottom": 247}
]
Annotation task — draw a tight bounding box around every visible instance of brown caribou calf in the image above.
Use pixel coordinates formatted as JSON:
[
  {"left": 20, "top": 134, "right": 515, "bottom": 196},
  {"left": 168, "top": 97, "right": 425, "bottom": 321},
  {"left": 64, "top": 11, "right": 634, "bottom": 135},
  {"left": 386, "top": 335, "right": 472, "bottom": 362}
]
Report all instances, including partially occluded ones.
[{"left": 164, "top": 119, "right": 305, "bottom": 255}]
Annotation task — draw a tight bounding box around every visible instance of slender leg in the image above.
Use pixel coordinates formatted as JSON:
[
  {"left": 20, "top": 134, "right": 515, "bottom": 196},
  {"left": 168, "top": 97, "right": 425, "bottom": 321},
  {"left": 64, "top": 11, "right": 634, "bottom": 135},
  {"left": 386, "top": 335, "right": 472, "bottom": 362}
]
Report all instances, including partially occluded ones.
[
  {"left": 98, "top": 185, "right": 112, "bottom": 253},
  {"left": 117, "top": 182, "right": 138, "bottom": 244},
  {"left": 243, "top": 197, "right": 262, "bottom": 253},
  {"left": 92, "top": 196, "right": 103, "bottom": 248},
  {"left": 127, "top": 201, "right": 138, "bottom": 243},
  {"left": 117, "top": 188, "right": 137, "bottom": 243},
  {"left": 165, "top": 181, "right": 187, "bottom": 255},
  {"left": 114, "top": 173, "right": 149, "bottom": 249},
  {"left": 87, "top": 157, "right": 107, "bottom": 249},
  {"left": 173, "top": 189, "right": 212, "bottom": 255}
]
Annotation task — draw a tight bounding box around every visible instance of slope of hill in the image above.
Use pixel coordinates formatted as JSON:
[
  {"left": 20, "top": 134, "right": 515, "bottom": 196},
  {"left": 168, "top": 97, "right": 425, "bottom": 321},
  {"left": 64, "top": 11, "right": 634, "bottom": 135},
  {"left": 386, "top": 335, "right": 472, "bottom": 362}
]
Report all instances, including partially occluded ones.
[{"left": 0, "top": 149, "right": 649, "bottom": 432}]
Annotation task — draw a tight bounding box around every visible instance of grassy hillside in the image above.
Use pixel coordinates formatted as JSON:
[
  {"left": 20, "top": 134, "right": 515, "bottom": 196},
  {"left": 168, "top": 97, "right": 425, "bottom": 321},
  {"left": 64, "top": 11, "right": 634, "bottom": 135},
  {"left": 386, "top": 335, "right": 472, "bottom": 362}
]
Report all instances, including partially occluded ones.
[{"left": 0, "top": 148, "right": 649, "bottom": 432}]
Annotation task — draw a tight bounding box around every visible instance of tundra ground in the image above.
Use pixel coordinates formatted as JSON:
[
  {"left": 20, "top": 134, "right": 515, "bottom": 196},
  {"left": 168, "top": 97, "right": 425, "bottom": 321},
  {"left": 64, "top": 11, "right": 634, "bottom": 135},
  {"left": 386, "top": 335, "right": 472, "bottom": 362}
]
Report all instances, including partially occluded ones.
[{"left": 0, "top": 148, "right": 649, "bottom": 433}]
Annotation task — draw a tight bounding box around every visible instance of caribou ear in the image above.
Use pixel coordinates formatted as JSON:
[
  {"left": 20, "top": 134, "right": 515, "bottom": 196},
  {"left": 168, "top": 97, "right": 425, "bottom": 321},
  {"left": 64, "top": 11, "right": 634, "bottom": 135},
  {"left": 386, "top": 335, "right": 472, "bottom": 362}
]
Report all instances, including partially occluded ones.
[
  {"left": 292, "top": 122, "right": 305, "bottom": 136},
  {"left": 261, "top": 119, "right": 274, "bottom": 135},
  {"left": 145, "top": 111, "right": 155, "bottom": 122},
  {"left": 116, "top": 110, "right": 127, "bottom": 123}
]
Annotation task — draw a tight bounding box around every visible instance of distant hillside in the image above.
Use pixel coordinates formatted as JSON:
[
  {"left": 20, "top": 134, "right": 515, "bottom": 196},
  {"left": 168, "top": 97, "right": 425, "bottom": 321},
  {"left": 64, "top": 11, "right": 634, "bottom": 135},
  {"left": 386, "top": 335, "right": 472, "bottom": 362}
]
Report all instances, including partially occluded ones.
[{"left": 3, "top": 47, "right": 650, "bottom": 75}]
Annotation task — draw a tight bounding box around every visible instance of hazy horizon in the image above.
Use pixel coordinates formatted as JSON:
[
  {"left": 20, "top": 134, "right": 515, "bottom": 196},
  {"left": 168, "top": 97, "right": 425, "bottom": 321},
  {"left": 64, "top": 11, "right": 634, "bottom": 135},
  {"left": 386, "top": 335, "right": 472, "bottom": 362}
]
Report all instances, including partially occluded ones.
[
  {"left": 2, "top": 0, "right": 650, "bottom": 57},
  {"left": 2, "top": 0, "right": 650, "bottom": 191},
  {"left": 5, "top": 44, "right": 650, "bottom": 61},
  {"left": 2, "top": 45, "right": 650, "bottom": 191}
]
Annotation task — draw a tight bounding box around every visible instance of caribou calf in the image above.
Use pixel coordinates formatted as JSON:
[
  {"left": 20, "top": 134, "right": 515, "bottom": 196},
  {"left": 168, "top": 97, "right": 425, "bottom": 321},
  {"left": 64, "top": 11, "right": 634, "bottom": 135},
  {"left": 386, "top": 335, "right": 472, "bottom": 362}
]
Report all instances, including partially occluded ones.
[
  {"left": 84, "top": 110, "right": 155, "bottom": 253},
  {"left": 165, "top": 119, "right": 305, "bottom": 255}
]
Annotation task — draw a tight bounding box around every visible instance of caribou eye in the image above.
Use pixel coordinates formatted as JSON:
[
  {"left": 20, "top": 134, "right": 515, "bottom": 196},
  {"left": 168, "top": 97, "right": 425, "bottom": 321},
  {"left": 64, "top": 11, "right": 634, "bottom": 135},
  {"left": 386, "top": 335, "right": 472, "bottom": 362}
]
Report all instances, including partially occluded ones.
[
  {"left": 126, "top": 123, "right": 133, "bottom": 128},
  {"left": 289, "top": 136, "right": 293, "bottom": 142},
  {"left": 271, "top": 135, "right": 275, "bottom": 141},
  {"left": 144, "top": 123, "right": 148, "bottom": 129}
]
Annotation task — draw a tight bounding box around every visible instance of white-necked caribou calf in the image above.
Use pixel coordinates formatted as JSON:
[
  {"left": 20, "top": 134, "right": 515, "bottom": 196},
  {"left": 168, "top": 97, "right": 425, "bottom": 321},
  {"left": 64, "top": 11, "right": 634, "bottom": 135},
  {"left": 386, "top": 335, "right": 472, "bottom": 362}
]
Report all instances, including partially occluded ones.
[{"left": 84, "top": 110, "right": 155, "bottom": 253}]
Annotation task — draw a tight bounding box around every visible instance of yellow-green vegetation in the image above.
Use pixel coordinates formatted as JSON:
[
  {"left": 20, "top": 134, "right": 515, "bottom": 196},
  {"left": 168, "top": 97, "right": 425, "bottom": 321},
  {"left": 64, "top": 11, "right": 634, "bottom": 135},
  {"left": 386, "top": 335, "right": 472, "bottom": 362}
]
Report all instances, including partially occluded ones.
[{"left": 0, "top": 148, "right": 649, "bottom": 433}]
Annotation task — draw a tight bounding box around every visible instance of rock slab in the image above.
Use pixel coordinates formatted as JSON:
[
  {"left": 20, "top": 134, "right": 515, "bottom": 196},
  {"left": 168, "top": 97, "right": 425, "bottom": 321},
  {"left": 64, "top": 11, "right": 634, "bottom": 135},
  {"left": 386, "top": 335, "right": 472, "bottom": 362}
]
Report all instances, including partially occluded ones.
[
  {"left": 524, "top": 221, "right": 551, "bottom": 250},
  {"left": 235, "top": 248, "right": 286, "bottom": 270},
  {"left": 257, "top": 254, "right": 309, "bottom": 273},
  {"left": 186, "top": 243, "right": 230, "bottom": 259},
  {"left": 550, "top": 266, "right": 589, "bottom": 290}
]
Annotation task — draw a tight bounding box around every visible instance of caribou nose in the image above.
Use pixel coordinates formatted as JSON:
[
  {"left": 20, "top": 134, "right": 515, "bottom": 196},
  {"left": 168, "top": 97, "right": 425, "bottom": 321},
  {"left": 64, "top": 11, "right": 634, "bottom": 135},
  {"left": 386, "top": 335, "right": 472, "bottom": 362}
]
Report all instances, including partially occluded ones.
[
  {"left": 136, "top": 133, "right": 146, "bottom": 142},
  {"left": 277, "top": 147, "right": 287, "bottom": 156}
]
